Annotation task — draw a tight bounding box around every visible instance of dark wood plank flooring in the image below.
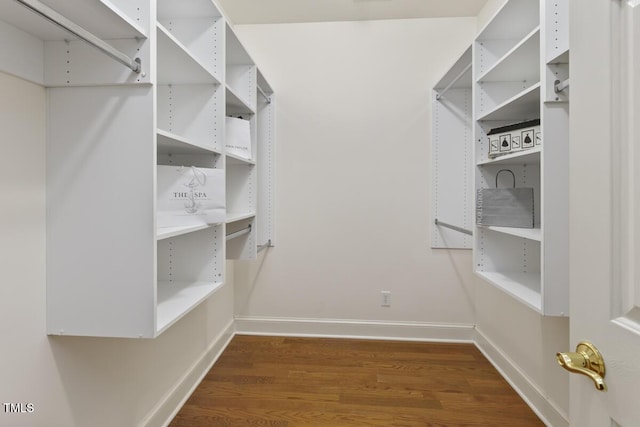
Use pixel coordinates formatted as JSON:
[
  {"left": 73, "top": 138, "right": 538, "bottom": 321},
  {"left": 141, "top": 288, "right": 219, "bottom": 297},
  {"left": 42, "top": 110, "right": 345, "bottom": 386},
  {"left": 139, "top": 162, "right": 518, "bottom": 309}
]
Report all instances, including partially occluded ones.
[{"left": 169, "top": 335, "right": 544, "bottom": 426}]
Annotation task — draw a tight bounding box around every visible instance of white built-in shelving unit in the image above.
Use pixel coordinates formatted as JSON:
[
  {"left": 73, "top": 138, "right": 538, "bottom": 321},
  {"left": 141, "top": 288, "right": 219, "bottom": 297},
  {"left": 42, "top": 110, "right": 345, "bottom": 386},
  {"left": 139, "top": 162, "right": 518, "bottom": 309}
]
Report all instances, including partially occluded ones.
[
  {"left": 223, "top": 24, "right": 275, "bottom": 260},
  {"left": 0, "top": 0, "right": 274, "bottom": 337},
  {"left": 431, "top": 0, "right": 569, "bottom": 314},
  {"left": 472, "top": 0, "right": 569, "bottom": 315},
  {"left": 431, "top": 46, "right": 473, "bottom": 249}
]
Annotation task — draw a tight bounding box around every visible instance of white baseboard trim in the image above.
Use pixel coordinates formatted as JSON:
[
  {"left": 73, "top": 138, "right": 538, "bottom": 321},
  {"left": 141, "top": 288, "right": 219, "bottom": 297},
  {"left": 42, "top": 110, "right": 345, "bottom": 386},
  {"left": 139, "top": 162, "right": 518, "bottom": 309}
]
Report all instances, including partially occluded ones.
[
  {"left": 141, "top": 320, "right": 236, "bottom": 427},
  {"left": 474, "top": 328, "right": 569, "bottom": 427},
  {"left": 234, "top": 316, "right": 475, "bottom": 342}
]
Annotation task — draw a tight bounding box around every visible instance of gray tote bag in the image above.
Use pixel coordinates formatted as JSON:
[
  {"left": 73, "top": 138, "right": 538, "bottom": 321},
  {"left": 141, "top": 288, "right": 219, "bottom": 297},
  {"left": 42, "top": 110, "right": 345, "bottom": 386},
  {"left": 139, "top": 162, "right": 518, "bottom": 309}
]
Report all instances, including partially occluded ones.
[{"left": 476, "top": 169, "right": 534, "bottom": 228}]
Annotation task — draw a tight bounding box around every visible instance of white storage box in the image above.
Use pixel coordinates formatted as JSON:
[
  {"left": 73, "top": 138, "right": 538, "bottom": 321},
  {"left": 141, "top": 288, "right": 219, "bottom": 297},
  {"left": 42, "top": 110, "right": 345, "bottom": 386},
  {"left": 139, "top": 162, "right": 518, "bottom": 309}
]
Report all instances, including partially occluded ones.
[
  {"left": 157, "top": 166, "right": 225, "bottom": 228},
  {"left": 488, "top": 119, "right": 541, "bottom": 158},
  {"left": 225, "top": 116, "right": 252, "bottom": 160}
]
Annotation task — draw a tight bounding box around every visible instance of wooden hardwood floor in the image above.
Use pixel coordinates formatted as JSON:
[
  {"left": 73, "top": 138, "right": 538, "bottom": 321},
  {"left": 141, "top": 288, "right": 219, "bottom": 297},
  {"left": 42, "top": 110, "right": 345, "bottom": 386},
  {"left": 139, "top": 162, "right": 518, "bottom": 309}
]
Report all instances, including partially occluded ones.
[{"left": 169, "top": 335, "right": 544, "bottom": 426}]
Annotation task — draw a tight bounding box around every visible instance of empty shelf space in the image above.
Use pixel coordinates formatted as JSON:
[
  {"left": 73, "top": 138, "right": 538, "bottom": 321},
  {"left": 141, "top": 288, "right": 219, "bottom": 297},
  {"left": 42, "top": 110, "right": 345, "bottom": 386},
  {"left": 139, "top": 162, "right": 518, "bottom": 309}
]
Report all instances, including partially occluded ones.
[
  {"left": 226, "top": 152, "right": 255, "bottom": 165},
  {"left": 157, "top": 129, "right": 221, "bottom": 156},
  {"left": 157, "top": 224, "right": 215, "bottom": 240},
  {"left": 477, "top": 83, "right": 541, "bottom": 121},
  {"left": 477, "top": 147, "right": 541, "bottom": 166},
  {"left": 157, "top": 23, "right": 221, "bottom": 84},
  {"left": 547, "top": 47, "right": 570, "bottom": 65},
  {"left": 476, "top": 271, "right": 542, "bottom": 312},
  {"left": 226, "top": 212, "right": 256, "bottom": 223},
  {"left": 478, "top": 225, "right": 541, "bottom": 241},
  {"left": 157, "top": 0, "right": 222, "bottom": 18},
  {"left": 477, "top": 27, "right": 540, "bottom": 83},
  {"left": 156, "top": 280, "right": 224, "bottom": 334},
  {"left": 226, "top": 85, "right": 255, "bottom": 114}
]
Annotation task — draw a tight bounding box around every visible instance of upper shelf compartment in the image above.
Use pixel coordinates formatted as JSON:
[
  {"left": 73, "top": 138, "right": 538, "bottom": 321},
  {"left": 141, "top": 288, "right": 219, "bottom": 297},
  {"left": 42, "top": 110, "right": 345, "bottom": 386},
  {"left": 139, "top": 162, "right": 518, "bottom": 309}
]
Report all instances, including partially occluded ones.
[
  {"left": 157, "top": 0, "right": 223, "bottom": 82},
  {"left": 226, "top": 23, "right": 256, "bottom": 113},
  {"left": 0, "top": 0, "right": 148, "bottom": 40},
  {"left": 477, "top": 28, "right": 540, "bottom": 83},
  {"left": 157, "top": 23, "right": 221, "bottom": 85},
  {"left": 434, "top": 46, "right": 472, "bottom": 95},
  {"left": 475, "top": 0, "right": 540, "bottom": 78}
]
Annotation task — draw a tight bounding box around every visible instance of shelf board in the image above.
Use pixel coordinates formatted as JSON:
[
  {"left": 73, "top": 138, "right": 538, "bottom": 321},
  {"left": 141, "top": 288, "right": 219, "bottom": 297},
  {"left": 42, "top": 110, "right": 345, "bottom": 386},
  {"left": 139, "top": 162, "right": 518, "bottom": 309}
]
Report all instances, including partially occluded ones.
[
  {"left": 479, "top": 225, "right": 541, "bottom": 241},
  {"left": 157, "top": 129, "right": 221, "bottom": 156},
  {"left": 476, "top": 271, "right": 542, "bottom": 313},
  {"left": 547, "top": 47, "right": 570, "bottom": 65},
  {"left": 477, "top": 147, "right": 541, "bottom": 166},
  {"left": 226, "top": 85, "right": 255, "bottom": 114},
  {"left": 226, "top": 212, "right": 256, "bottom": 223},
  {"left": 156, "top": 280, "right": 224, "bottom": 334},
  {"left": 0, "top": 0, "right": 147, "bottom": 41},
  {"left": 434, "top": 46, "right": 472, "bottom": 90},
  {"left": 477, "top": 27, "right": 540, "bottom": 83},
  {"left": 477, "top": 83, "right": 540, "bottom": 121},
  {"left": 157, "top": 0, "right": 221, "bottom": 19},
  {"left": 226, "top": 152, "right": 255, "bottom": 165},
  {"left": 157, "top": 23, "right": 221, "bottom": 85},
  {"left": 156, "top": 223, "right": 214, "bottom": 240}
]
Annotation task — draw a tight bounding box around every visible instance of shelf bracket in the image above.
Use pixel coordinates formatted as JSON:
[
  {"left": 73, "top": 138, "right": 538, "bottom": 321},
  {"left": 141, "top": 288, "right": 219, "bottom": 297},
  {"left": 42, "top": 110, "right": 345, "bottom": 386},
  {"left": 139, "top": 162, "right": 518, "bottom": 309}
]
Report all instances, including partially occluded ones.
[
  {"left": 14, "top": 0, "right": 142, "bottom": 74},
  {"left": 257, "top": 239, "right": 273, "bottom": 253}
]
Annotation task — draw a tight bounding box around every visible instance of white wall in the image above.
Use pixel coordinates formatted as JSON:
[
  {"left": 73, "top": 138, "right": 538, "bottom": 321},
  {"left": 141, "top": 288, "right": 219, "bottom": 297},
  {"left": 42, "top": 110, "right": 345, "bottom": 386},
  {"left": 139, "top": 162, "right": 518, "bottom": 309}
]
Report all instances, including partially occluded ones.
[
  {"left": 0, "top": 71, "right": 235, "bottom": 427},
  {"left": 232, "top": 17, "right": 478, "bottom": 337},
  {"left": 233, "top": 10, "right": 571, "bottom": 426}
]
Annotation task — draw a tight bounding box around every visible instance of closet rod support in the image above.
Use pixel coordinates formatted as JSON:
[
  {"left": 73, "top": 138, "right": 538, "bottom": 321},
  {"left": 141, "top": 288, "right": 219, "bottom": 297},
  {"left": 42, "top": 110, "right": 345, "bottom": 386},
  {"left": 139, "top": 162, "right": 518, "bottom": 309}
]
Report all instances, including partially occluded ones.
[
  {"left": 15, "top": 0, "right": 142, "bottom": 74},
  {"left": 554, "top": 78, "right": 570, "bottom": 93},
  {"left": 257, "top": 239, "right": 273, "bottom": 253},
  {"left": 435, "top": 219, "right": 472, "bottom": 236},
  {"left": 226, "top": 225, "right": 252, "bottom": 241},
  {"left": 257, "top": 85, "right": 271, "bottom": 104},
  {"left": 436, "top": 63, "right": 472, "bottom": 101}
]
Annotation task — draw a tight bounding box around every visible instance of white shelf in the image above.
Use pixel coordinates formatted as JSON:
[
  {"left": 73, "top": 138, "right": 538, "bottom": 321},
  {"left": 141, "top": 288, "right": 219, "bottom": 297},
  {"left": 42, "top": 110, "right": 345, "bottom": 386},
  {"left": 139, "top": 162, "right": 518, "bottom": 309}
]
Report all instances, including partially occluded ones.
[
  {"left": 157, "top": 224, "right": 213, "bottom": 240},
  {"left": 157, "top": 129, "right": 221, "bottom": 156},
  {"left": 479, "top": 225, "right": 542, "bottom": 241},
  {"left": 477, "top": 83, "right": 540, "bottom": 121},
  {"left": 157, "top": 0, "right": 221, "bottom": 18},
  {"left": 477, "top": 27, "right": 540, "bottom": 83},
  {"left": 476, "top": 271, "right": 542, "bottom": 312},
  {"left": 157, "top": 23, "right": 221, "bottom": 85},
  {"left": 226, "top": 85, "right": 255, "bottom": 114},
  {"left": 548, "top": 48, "right": 570, "bottom": 65},
  {"left": 156, "top": 281, "right": 224, "bottom": 334},
  {"left": 226, "top": 152, "right": 255, "bottom": 165},
  {"left": 0, "top": 0, "right": 147, "bottom": 41},
  {"left": 226, "top": 212, "right": 256, "bottom": 223},
  {"left": 434, "top": 46, "right": 473, "bottom": 91},
  {"left": 477, "top": 147, "right": 541, "bottom": 166}
]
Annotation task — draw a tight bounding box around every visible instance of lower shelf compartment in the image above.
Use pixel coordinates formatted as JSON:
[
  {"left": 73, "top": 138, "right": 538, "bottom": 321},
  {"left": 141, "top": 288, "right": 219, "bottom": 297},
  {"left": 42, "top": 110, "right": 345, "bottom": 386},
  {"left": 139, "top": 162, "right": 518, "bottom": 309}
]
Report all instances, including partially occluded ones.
[
  {"left": 156, "top": 280, "right": 224, "bottom": 334},
  {"left": 476, "top": 270, "right": 542, "bottom": 313}
]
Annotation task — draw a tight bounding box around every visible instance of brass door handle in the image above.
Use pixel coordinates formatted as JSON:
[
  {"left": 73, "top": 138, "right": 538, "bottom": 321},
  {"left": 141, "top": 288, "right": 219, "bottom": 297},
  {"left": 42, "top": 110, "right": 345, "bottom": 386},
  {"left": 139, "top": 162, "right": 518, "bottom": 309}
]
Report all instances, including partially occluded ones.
[{"left": 556, "top": 341, "right": 607, "bottom": 391}]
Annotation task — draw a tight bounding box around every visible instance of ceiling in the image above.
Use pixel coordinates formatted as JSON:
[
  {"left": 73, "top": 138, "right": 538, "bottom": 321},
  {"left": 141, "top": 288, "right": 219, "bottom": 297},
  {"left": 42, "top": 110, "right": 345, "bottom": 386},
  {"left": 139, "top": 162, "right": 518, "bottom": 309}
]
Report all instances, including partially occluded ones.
[{"left": 215, "top": 0, "right": 489, "bottom": 25}]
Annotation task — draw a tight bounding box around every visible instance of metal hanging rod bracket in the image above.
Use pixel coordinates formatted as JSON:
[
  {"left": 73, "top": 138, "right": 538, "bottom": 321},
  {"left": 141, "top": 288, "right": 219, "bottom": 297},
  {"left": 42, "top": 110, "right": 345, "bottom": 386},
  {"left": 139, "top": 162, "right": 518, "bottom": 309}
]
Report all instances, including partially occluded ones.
[
  {"left": 257, "top": 239, "right": 273, "bottom": 253},
  {"left": 15, "top": 0, "right": 142, "bottom": 74},
  {"left": 554, "top": 78, "right": 570, "bottom": 93},
  {"left": 257, "top": 85, "right": 271, "bottom": 104},
  {"left": 435, "top": 219, "right": 473, "bottom": 236},
  {"left": 435, "top": 63, "right": 472, "bottom": 101},
  {"left": 226, "top": 225, "right": 252, "bottom": 241}
]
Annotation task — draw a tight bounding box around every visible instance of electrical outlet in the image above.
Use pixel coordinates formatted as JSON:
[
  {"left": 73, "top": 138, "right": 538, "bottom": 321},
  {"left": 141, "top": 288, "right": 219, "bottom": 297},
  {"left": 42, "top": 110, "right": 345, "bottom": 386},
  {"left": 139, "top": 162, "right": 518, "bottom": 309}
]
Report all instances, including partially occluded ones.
[{"left": 381, "top": 291, "right": 391, "bottom": 307}]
